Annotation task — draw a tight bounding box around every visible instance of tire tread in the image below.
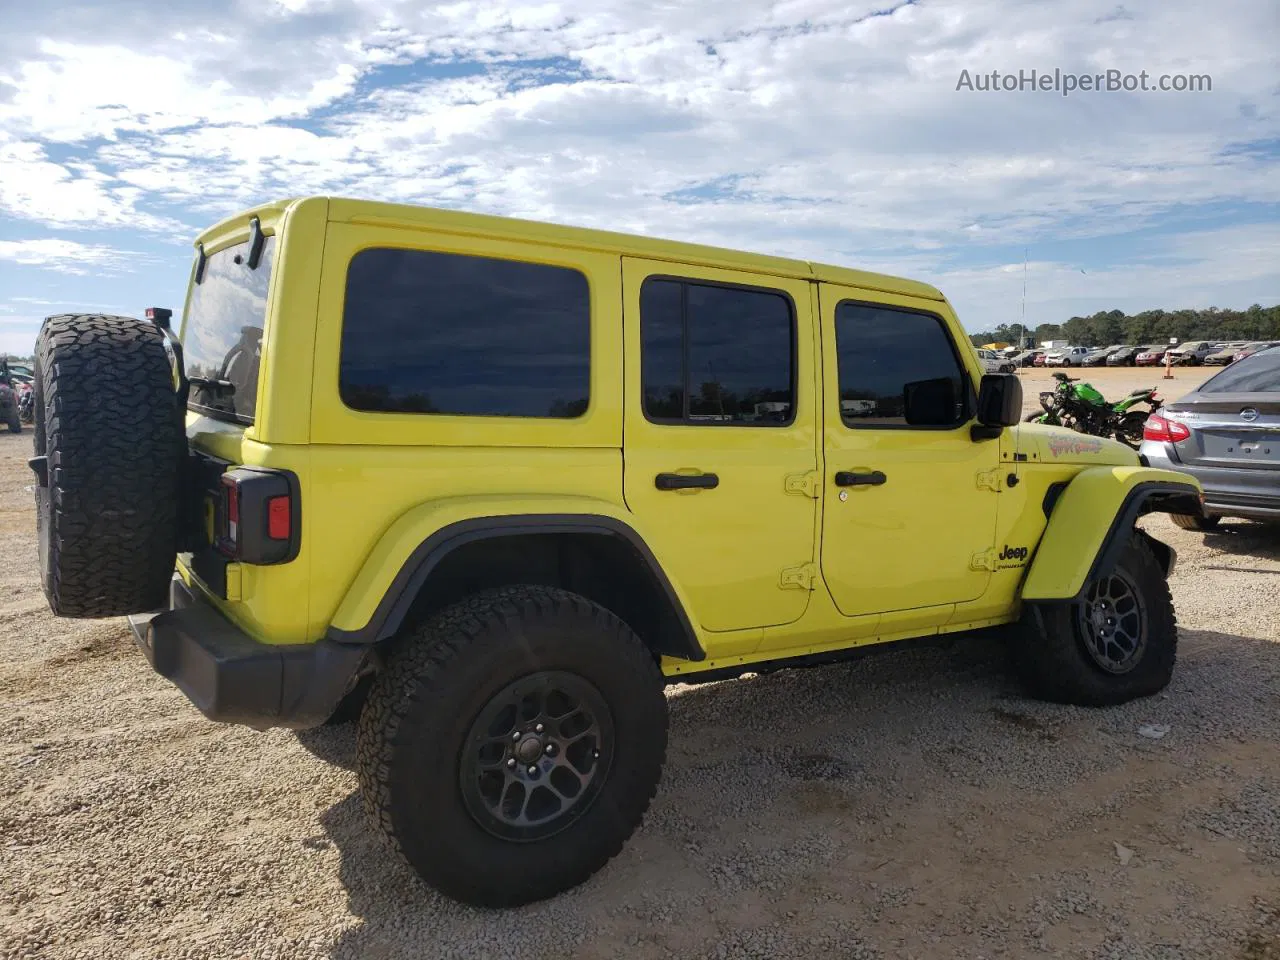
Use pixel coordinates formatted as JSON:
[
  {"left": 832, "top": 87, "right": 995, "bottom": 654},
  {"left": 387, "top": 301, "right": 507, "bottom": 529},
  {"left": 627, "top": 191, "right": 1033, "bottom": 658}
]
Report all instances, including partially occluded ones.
[
  {"left": 34, "top": 313, "right": 183, "bottom": 617},
  {"left": 356, "top": 584, "right": 667, "bottom": 907}
]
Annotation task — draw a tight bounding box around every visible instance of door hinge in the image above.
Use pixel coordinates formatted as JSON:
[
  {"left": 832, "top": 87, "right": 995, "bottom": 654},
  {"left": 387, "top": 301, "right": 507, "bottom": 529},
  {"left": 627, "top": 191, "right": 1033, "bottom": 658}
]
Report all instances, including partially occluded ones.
[
  {"left": 780, "top": 561, "right": 817, "bottom": 590},
  {"left": 976, "top": 467, "right": 1003, "bottom": 492},
  {"left": 785, "top": 471, "right": 820, "bottom": 498},
  {"left": 970, "top": 549, "right": 994, "bottom": 571}
]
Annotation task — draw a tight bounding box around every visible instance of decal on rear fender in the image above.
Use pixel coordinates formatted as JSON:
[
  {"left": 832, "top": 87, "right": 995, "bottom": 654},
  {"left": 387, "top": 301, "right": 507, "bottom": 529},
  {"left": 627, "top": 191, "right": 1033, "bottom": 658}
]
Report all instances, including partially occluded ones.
[{"left": 1045, "top": 433, "right": 1104, "bottom": 457}]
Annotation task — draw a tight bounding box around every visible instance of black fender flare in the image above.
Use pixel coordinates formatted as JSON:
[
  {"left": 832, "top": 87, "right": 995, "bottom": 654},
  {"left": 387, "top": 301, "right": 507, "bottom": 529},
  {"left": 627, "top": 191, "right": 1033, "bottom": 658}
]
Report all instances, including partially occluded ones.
[{"left": 325, "top": 514, "right": 705, "bottom": 661}]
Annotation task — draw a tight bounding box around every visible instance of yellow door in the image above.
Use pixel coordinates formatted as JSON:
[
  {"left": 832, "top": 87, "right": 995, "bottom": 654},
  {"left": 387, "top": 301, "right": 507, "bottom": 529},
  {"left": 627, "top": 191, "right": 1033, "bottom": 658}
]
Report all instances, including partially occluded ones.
[
  {"left": 622, "top": 258, "right": 819, "bottom": 635},
  {"left": 817, "top": 285, "right": 998, "bottom": 616}
]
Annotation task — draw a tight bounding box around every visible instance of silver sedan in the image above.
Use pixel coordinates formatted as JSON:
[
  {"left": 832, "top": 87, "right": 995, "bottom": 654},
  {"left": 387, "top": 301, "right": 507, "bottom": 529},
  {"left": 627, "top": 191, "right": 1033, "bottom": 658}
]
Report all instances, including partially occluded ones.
[{"left": 1139, "top": 346, "right": 1280, "bottom": 530}]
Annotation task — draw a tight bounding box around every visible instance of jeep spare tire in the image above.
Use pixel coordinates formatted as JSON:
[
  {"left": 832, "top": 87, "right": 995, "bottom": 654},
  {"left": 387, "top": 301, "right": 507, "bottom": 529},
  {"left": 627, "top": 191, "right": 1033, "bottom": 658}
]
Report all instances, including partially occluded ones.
[{"left": 33, "top": 314, "right": 185, "bottom": 617}]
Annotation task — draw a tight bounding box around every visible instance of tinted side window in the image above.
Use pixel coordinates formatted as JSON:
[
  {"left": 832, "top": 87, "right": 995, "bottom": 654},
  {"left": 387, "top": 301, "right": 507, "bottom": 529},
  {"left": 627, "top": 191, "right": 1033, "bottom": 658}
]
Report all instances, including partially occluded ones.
[
  {"left": 640, "top": 278, "right": 794, "bottom": 425},
  {"left": 835, "top": 302, "right": 968, "bottom": 427},
  {"left": 340, "top": 248, "right": 590, "bottom": 418}
]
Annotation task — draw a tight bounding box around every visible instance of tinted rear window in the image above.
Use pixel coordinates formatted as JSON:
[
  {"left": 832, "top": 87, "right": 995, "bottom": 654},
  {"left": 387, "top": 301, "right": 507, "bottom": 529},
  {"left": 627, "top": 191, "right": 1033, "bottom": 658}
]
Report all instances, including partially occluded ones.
[
  {"left": 1201, "top": 349, "right": 1280, "bottom": 393},
  {"left": 182, "top": 236, "right": 274, "bottom": 423},
  {"left": 339, "top": 248, "right": 590, "bottom": 418}
]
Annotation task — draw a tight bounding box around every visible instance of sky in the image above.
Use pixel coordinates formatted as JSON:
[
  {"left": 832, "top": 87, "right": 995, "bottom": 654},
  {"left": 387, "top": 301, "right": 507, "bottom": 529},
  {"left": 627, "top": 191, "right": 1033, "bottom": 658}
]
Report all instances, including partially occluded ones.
[{"left": 0, "top": 0, "right": 1277, "bottom": 356}]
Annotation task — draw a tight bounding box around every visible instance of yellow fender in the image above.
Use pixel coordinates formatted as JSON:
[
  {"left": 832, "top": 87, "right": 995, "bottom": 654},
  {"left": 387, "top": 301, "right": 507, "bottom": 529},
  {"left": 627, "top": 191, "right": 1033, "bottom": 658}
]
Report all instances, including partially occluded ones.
[
  {"left": 1021, "top": 466, "right": 1201, "bottom": 602},
  {"left": 325, "top": 493, "right": 705, "bottom": 658}
]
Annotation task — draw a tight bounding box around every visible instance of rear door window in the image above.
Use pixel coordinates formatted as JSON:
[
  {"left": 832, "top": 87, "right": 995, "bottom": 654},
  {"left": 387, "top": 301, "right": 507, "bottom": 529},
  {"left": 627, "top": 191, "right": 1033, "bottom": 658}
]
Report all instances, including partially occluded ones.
[{"left": 639, "top": 277, "right": 795, "bottom": 425}]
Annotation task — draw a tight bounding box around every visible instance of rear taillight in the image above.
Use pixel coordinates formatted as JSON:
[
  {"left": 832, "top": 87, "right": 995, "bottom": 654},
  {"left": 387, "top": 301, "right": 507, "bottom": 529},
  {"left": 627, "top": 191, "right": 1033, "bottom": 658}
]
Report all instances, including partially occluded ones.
[
  {"left": 215, "top": 467, "right": 300, "bottom": 564},
  {"left": 1143, "top": 414, "right": 1190, "bottom": 443},
  {"left": 267, "top": 496, "right": 291, "bottom": 540}
]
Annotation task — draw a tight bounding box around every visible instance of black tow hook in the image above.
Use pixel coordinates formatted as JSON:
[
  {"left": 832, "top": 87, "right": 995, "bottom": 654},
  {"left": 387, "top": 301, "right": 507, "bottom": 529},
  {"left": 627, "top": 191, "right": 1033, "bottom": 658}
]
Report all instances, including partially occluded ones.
[{"left": 28, "top": 456, "right": 48, "bottom": 487}]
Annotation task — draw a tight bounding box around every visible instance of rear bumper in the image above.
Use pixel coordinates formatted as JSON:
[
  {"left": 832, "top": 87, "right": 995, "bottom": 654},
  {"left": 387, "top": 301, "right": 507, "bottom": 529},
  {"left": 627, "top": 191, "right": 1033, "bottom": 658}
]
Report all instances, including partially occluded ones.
[
  {"left": 128, "top": 576, "right": 370, "bottom": 730},
  {"left": 1135, "top": 445, "right": 1280, "bottom": 521}
]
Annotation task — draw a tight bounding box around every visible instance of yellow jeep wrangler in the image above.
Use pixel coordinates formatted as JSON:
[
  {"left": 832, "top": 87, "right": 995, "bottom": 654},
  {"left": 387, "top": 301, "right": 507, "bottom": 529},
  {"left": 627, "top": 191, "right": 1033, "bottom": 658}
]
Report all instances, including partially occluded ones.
[{"left": 30, "top": 196, "right": 1202, "bottom": 908}]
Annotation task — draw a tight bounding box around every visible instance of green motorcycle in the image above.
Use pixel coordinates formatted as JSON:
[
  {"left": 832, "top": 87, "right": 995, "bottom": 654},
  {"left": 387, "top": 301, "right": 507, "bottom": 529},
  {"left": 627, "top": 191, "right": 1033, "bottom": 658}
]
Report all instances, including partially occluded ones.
[{"left": 1024, "top": 372, "right": 1160, "bottom": 448}]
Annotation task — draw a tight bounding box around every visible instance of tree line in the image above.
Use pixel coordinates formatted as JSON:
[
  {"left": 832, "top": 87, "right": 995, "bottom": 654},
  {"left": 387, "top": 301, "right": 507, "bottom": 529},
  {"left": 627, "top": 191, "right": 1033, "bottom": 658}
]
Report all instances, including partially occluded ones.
[{"left": 969, "top": 303, "right": 1280, "bottom": 349}]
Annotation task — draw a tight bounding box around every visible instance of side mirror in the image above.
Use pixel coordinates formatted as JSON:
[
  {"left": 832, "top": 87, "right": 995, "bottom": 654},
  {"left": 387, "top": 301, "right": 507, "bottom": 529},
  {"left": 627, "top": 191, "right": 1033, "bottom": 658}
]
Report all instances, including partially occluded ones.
[{"left": 972, "top": 373, "right": 1022, "bottom": 440}]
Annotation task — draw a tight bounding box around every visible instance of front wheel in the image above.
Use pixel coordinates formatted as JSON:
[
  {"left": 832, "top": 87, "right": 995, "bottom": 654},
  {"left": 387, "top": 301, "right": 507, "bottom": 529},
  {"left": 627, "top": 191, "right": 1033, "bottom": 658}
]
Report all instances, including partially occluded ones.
[
  {"left": 1012, "top": 532, "right": 1176, "bottom": 706},
  {"left": 356, "top": 585, "right": 668, "bottom": 907}
]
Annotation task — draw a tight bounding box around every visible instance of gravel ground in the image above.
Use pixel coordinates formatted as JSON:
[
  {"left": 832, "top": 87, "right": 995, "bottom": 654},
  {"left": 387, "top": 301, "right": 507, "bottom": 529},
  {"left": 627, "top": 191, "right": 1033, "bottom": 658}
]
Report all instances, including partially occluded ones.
[{"left": 2, "top": 401, "right": 1279, "bottom": 960}]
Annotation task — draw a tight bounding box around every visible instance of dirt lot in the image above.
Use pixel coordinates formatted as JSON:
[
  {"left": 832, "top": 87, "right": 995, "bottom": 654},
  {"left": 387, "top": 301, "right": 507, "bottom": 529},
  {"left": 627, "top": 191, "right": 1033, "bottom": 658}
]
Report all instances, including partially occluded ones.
[{"left": 3, "top": 389, "right": 1279, "bottom": 959}]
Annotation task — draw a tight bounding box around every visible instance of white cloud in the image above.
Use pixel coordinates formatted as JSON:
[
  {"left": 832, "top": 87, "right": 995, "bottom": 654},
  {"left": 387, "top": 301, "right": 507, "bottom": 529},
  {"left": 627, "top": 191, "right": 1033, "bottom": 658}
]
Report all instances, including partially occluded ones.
[
  {"left": 0, "top": 0, "right": 1275, "bottom": 332},
  {"left": 0, "top": 238, "right": 139, "bottom": 274}
]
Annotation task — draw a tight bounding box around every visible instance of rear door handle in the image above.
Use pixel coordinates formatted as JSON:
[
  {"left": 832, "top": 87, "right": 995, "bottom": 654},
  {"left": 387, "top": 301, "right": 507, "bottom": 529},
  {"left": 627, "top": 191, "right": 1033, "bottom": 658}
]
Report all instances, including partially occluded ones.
[
  {"left": 655, "top": 472, "right": 719, "bottom": 491},
  {"left": 834, "top": 470, "right": 886, "bottom": 487}
]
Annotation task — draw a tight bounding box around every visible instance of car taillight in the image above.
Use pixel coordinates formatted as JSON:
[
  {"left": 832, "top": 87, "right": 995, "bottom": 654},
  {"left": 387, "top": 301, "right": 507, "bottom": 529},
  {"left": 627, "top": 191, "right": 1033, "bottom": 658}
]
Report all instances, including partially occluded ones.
[
  {"left": 1143, "top": 414, "right": 1190, "bottom": 443},
  {"left": 215, "top": 467, "right": 300, "bottom": 564}
]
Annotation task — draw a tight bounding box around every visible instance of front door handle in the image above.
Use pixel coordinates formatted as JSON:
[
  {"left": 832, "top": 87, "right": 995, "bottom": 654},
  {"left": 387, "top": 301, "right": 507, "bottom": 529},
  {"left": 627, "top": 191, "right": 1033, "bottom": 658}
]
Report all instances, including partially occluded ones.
[
  {"left": 834, "top": 470, "right": 886, "bottom": 487},
  {"left": 655, "top": 472, "right": 719, "bottom": 491}
]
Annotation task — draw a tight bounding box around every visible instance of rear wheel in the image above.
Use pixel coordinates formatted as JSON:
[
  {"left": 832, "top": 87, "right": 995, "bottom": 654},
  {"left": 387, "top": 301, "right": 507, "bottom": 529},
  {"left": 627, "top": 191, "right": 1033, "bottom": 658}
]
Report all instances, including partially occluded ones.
[
  {"left": 1170, "top": 512, "right": 1221, "bottom": 532},
  {"left": 1012, "top": 533, "right": 1176, "bottom": 706},
  {"left": 33, "top": 314, "right": 184, "bottom": 617},
  {"left": 356, "top": 585, "right": 668, "bottom": 907},
  {"left": 1115, "top": 411, "right": 1148, "bottom": 447}
]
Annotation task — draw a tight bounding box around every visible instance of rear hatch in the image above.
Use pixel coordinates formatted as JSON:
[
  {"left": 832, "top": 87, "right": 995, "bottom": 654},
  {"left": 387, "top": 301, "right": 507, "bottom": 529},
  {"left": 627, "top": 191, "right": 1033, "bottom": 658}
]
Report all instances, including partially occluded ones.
[
  {"left": 178, "top": 229, "right": 278, "bottom": 591},
  {"left": 1164, "top": 351, "right": 1280, "bottom": 472}
]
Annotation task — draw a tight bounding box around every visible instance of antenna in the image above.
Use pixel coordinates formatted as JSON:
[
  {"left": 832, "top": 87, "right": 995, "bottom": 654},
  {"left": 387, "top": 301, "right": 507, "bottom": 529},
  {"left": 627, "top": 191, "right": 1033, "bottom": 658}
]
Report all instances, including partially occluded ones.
[{"left": 1019, "top": 246, "right": 1028, "bottom": 346}]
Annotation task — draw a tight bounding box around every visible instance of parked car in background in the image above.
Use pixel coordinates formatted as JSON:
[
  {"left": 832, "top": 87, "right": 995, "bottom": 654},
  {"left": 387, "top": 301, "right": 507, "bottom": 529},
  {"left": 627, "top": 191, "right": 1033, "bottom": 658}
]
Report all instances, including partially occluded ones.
[
  {"left": 1081, "top": 345, "right": 1122, "bottom": 366},
  {"left": 0, "top": 359, "right": 22, "bottom": 433},
  {"left": 1106, "top": 345, "right": 1143, "bottom": 366},
  {"left": 1204, "top": 342, "right": 1249, "bottom": 365},
  {"left": 1232, "top": 341, "right": 1280, "bottom": 363},
  {"left": 1140, "top": 345, "right": 1280, "bottom": 529},
  {"left": 1009, "top": 350, "right": 1042, "bottom": 368},
  {"left": 1044, "top": 346, "right": 1090, "bottom": 367},
  {"left": 1167, "top": 341, "right": 1219, "bottom": 366},
  {"left": 975, "top": 348, "right": 1015, "bottom": 374},
  {"left": 1032, "top": 352, "right": 1048, "bottom": 367},
  {"left": 1135, "top": 345, "right": 1170, "bottom": 366}
]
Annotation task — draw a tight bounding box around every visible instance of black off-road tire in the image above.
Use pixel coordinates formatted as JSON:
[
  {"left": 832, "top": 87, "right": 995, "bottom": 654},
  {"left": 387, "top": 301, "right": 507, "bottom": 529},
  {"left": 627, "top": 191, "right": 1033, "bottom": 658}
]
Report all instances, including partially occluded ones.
[
  {"left": 33, "top": 314, "right": 184, "bottom": 617},
  {"left": 1012, "top": 532, "right": 1176, "bottom": 707},
  {"left": 1170, "top": 512, "right": 1221, "bottom": 532},
  {"left": 356, "top": 585, "right": 668, "bottom": 907}
]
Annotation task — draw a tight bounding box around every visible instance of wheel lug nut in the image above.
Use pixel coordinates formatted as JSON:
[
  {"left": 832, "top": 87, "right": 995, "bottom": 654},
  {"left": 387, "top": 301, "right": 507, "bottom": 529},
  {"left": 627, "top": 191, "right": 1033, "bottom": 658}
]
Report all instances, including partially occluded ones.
[
  {"left": 535, "top": 724, "right": 544, "bottom": 733},
  {"left": 527, "top": 765, "right": 538, "bottom": 775},
  {"left": 507, "top": 758, "right": 516, "bottom": 768},
  {"left": 512, "top": 731, "right": 521, "bottom": 741},
  {"left": 544, "top": 744, "right": 555, "bottom": 754}
]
